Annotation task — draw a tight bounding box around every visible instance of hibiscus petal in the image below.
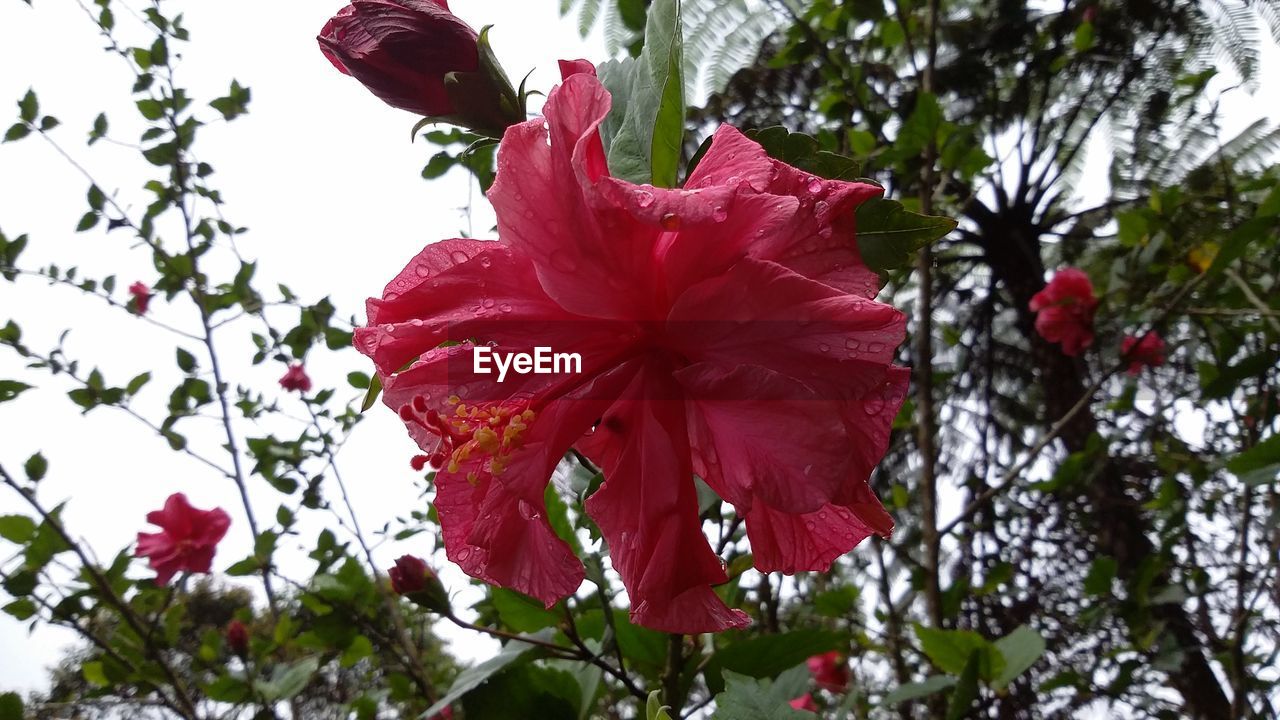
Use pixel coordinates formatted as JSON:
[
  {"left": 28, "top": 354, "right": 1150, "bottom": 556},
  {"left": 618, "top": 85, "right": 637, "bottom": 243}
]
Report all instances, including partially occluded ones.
[
  {"left": 667, "top": 258, "right": 906, "bottom": 399},
  {"left": 741, "top": 368, "right": 905, "bottom": 573},
  {"left": 685, "top": 126, "right": 884, "bottom": 297},
  {"left": 489, "top": 73, "right": 659, "bottom": 319},
  {"left": 744, "top": 501, "right": 879, "bottom": 574},
  {"left": 432, "top": 367, "right": 631, "bottom": 606},
  {"left": 583, "top": 365, "right": 750, "bottom": 633},
  {"left": 357, "top": 241, "right": 598, "bottom": 375},
  {"left": 676, "top": 363, "right": 851, "bottom": 514}
]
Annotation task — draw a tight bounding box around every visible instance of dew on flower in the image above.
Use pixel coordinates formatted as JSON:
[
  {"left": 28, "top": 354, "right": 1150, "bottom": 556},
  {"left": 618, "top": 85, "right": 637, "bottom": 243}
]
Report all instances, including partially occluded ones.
[{"left": 660, "top": 213, "right": 681, "bottom": 231}]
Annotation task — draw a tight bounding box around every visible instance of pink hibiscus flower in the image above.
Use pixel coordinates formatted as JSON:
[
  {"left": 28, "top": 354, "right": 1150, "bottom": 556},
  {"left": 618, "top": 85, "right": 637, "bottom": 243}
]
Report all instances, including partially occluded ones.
[
  {"left": 1120, "top": 331, "right": 1165, "bottom": 375},
  {"left": 355, "top": 61, "right": 908, "bottom": 632},
  {"left": 135, "top": 493, "right": 230, "bottom": 585},
  {"left": 807, "top": 650, "right": 850, "bottom": 692},
  {"left": 1029, "top": 267, "right": 1097, "bottom": 356},
  {"left": 128, "top": 281, "right": 152, "bottom": 315}
]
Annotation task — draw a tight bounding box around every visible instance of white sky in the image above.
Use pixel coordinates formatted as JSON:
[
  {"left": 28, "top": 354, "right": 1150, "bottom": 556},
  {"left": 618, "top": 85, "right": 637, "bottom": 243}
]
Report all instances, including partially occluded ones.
[
  {"left": 0, "top": 0, "right": 603, "bottom": 693},
  {"left": 0, "top": 0, "right": 1276, "bottom": 705}
]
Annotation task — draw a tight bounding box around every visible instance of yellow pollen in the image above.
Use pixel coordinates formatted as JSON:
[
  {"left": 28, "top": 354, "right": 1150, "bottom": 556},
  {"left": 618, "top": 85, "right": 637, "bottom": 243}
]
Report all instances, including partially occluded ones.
[{"left": 441, "top": 402, "right": 537, "bottom": 478}]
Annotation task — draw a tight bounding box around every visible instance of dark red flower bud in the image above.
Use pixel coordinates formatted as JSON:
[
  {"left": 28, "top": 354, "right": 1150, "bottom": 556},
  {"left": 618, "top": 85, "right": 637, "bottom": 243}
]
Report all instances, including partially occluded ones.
[
  {"left": 389, "top": 554, "right": 430, "bottom": 594},
  {"left": 318, "top": 0, "right": 523, "bottom": 136},
  {"left": 1083, "top": 5, "right": 1098, "bottom": 23},
  {"left": 225, "top": 619, "right": 249, "bottom": 657},
  {"left": 388, "top": 554, "right": 451, "bottom": 613},
  {"left": 279, "top": 363, "right": 312, "bottom": 393}
]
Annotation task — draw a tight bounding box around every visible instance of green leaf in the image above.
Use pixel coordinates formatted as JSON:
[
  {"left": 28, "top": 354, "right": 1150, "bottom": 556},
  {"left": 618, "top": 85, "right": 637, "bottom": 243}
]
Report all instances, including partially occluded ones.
[
  {"left": 855, "top": 197, "right": 956, "bottom": 275},
  {"left": 647, "top": 690, "right": 674, "bottom": 719},
  {"left": 606, "top": 0, "right": 684, "bottom": 187},
  {"left": 422, "top": 629, "right": 553, "bottom": 718},
  {"left": 256, "top": 656, "right": 319, "bottom": 702},
  {"left": 1227, "top": 433, "right": 1280, "bottom": 477},
  {"left": 23, "top": 452, "right": 47, "bottom": 481},
  {"left": 176, "top": 347, "right": 197, "bottom": 373},
  {"left": 1084, "top": 556, "right": 1117, "bottom": 596},
  {"left": 204, "top": 675, "right": 251, "bottom": 703},
  {"left": 945, "top": 652, "right": 981, "bottom": 720},
  {"left": 491, "top": 587, "right": 560, "bottom": 632},
  {"left": 361, "top": 373, "right": 383, "bottom": 412},
  {"left": 991, "top": 626, "right": 1046, "bottom": 690},
  {"left": 1207, "top": 216, "right": 1272, "bottom": 276},
  {"left": 713, "top": 629, "right": 843, "bottom": 679},
  {"left": 341, "top": 635, "right": 374, "bottom": 668},
  {"left": 2, "top": 598, "right": 36, "bottom": 621},
  {"left": 745, "top": 126, "right": 862, "bottom": 180},
  {"left": 459, "top": 663, "right": 580, "bottom": 720},
  {"left": 3, "top": 123, "right": 30, "bottom": 143},
  {"left": 18, "top": 89, "right": 37, "bottom": 123},
  {"left": 882, "top": 675, "right": 957, "bottom": 706},
  {"left": 82, "top": 660, "right": 110, "bottom": 687},
  {"left": 0, "top": 515, "right": 37, "bottom": 543},
  {"left": 596, "top": 58, "right": 635, "bottom": 157},
  {"left": 913, "top": 624, "right": 1004, "bottom": 681},
  {"left": 0, "top": 692, "right": 24, "bottom": 720},
  {"left": 712, "top": 668, "right": 813, "bottom": 720},
  {"left": 0, "top": 380, "right": 32, "bottom": 403}
]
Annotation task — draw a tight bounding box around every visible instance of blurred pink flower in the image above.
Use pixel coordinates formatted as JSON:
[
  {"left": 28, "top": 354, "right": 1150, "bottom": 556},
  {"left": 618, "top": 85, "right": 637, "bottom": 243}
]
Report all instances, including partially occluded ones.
[
  {"left": 1029, "top": 268, "right": 1097, "bottom": 356},
  {"left": 1121, "top": 331, "right": 1165, "bottom": 375},
  {"left": 135, "top": 493, "right": 230, "bottom": 585}
]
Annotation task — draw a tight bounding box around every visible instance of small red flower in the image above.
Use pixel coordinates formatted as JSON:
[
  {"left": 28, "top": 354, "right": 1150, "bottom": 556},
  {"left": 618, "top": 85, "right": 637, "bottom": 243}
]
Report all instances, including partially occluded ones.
[
  {"left": 279, "top": 363, "right": 312, "bottom": 393},
  {"left": 807, "top": 651, "right": 849, "bottom": 692},
  {"left": 789, "top": 694, "right": 818, "bottom": 712},
  {"left": 1120, "top": 331, "right": 1165, "bottom": 375},
  {"left": 1029, "top": 268, "right": 1097, "bottom": 356},
  {"left": 128, "top": 281, "right": 152, "bottom": 315},
  {"left": 388, "top": 554, "right": 430, "bottom": 594},
  {"left": 225, "top": 619, "right": 249, "bottom": 656},
  {"left": 135, "top": 493, "right": 230, "bottom": 585}
]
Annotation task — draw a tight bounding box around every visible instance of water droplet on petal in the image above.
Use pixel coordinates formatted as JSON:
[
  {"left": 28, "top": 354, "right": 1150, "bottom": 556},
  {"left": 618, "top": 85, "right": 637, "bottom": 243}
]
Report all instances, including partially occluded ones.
[
  {"left": 499, "top": 303, "right": 513, "bottom": 313},
  {"left": 660, "top": 213, "right": 681, "bottom": 231},
  {"left": 867, "top": 341, "right": 886, "bottom": 353},
  {"left": 479, "top": 256, "right": 492, "bottom": 268},
  {"left": 818, "top": 343, "right": 830, "bottom": 353},
  {"left": 450, "top": 250, "right": 470, "bottom": 264},
  {"left": 845, "top": 339, "right": 861, "bottom": 351},
  {"left": 414, "top": 264, "right": 431, "bottom": 278},
  {"left": 481, "top": 298, "right": 495, "bottom": 309},
  {"left": 712, "top": 206, "right": 728, "bottom": 222},
  {"left": 803, "top": 464, "right": 813, "bottom": 476},
  {"left": 806, "top": 177, "right": 824, "bottom": 194},
  {"left": 517, "top": 499, "right": 540, "bottom": 520},
  {"left": 818, "top": 226, "right": 833, "bottom": 239},
  {"left": 636, "top": 189, "right": 655, "bottom": 207},
  {"left": 815, "top": 200, "right": 830, "bottom": 216}
]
